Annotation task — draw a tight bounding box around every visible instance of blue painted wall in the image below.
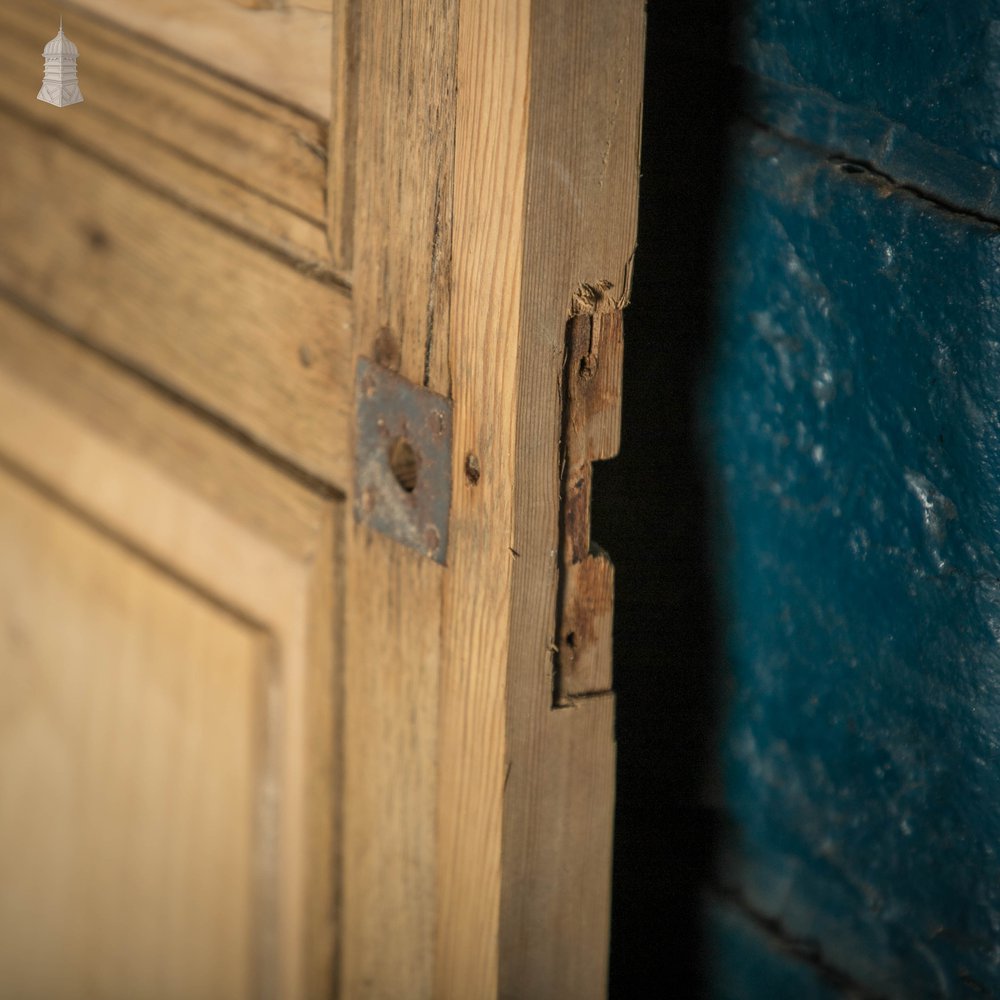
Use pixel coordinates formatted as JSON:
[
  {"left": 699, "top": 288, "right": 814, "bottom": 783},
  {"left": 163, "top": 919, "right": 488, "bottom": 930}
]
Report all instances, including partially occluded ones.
[
  {"left": 707, "top": 3, "right": 1000, "bottom": 996},
  {"left": 743, "top": 2, "right": 1000, "bottom": 172}
]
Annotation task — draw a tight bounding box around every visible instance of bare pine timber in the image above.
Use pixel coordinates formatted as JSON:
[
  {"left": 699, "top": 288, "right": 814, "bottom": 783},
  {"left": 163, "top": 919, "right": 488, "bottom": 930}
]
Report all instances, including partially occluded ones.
[
  {"left": 0, "top": 1, "right": 340, "bottom": 270},
  {"left": 340, "top": 1, "right": 458, "bottom": 995},
  {"left": 434, "top": 1, "right": 530, "bottom": 992},
  {"left": 342, "top": 0, "right": 644, "bottom": 997},
  {"left": 0, "top": 466, "right": 267, "bottom": 1000},
  {"left": 0, "top": 109, "right": 353, "bottom": 487},
  {"left": 8, "top": 1, "right": 328, "bottom": 222},
  {"left": 326, "top": 0, "right": 359, "bottom": 271},
  {"left": 70, "top": 0, "right": 334, "bottom": 119},
  {"left": 500, "top": 2, "right": 643, "bottom": 995},
  {"left": 0, "top": 0, "right": 644, "bottom": 992},
  {"left": 0, "top": 302, "right": 341, "bottom": 999}
]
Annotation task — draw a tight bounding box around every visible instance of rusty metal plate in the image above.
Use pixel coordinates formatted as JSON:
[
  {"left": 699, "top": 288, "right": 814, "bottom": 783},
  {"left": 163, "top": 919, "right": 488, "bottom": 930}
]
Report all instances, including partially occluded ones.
[{"left": 354, "top": 357, "right": 452, "bottom": 563}]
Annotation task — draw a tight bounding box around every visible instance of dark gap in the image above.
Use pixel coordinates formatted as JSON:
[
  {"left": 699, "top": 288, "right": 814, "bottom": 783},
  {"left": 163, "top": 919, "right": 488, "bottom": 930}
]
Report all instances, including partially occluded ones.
[
  {"left": 552, "top": 315, "right": 578, "bottom": 709},
  {"left": 596, "top": 3, "right": 745, "bottom": 997},
  {"left": 388, "top": 436, "right": 420, "bottom": 493}
]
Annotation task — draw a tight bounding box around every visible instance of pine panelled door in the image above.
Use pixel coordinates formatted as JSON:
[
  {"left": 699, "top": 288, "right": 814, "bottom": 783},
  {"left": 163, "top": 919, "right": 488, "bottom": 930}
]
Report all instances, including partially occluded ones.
[{"left": 0, "top": 2, "right": 644, "bottom": 998}]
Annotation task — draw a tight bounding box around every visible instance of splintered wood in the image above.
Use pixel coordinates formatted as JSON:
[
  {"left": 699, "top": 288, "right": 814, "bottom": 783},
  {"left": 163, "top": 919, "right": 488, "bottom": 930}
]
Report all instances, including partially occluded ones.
[{"left": 556, "top": 310, "right": 623, "bottom": 702}]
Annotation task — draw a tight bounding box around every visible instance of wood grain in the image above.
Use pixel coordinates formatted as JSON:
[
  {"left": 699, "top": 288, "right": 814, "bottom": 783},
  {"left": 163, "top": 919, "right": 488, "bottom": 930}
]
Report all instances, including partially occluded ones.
[
  {"left": 433, "top": 1, "right": 642, "bottom": 994},
  {"left": 0, "top": 1, "right": 333, "bottom": 270},
  {"left": 0, "top": 108, "right": 353, "bottom": 488},
  {"left": 69, "top": 0, "right": 335, "bottom": 119},
  {"left": 0, "top": 468, "right": 266, "bottom": 1000},
  {"left": 434, "top": 1, "right": 530, "bottom": 992},
  {"left": 340, "top": 1, "right": 643, "bottom": 995},
  {"left": 0, "top": 302, "right": 342, "bottom": 999},
  {"left": 0, "top": 0, "right": 644, "bottom": 991},
  {"left": 340, "top": 2, "right": 456, "bottom": 994},
  {"left": 349, "top": 0, "right": 458, "bottom": 391},
  {"left": 500, "top": 2, "right": 644, "bottom": 997},
  {"left": 6, "top": 1, "right": 326, "bottom": 219},
  {"left": 556, "top": 310, "right": 623, "bottom": 700},
  {"left": 341, "top": 536, "right": 445, "bottom": 997},
  {"left": 326, "top": 0, "right": 359, "bottom": 271}
]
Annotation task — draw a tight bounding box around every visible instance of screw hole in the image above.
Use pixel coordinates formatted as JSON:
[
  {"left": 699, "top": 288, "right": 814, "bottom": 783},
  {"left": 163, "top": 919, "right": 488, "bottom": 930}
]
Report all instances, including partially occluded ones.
[
  {"left": 464, "top": 452, "right": 481, "bottom": 486},
  {"left": 389, "top": 437, "right": 420, "bottom": 492},
  {"left": 84, "top": 225, "right": 110, "bottom": 250},
  {"left": 373, "top": 327, "right": 401, "bottom": 370}
]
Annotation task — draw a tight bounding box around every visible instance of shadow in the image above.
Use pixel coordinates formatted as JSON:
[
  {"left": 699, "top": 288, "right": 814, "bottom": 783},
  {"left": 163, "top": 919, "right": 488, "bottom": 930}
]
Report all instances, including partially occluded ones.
[{"left": 595, "top": 3, "right": 745, "bottom": 997}]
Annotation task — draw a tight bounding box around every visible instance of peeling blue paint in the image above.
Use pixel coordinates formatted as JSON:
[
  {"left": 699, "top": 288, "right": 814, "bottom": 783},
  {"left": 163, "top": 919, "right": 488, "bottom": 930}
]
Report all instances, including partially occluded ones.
[{"left": 707, "top": 123, "right": 1000, "bottom": 996}]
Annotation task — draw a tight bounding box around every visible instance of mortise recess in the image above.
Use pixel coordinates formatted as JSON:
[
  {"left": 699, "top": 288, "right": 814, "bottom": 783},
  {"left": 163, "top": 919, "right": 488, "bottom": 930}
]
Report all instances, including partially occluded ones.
[{"left": 553, "top": 309, "right": 624, "bottom": 706}]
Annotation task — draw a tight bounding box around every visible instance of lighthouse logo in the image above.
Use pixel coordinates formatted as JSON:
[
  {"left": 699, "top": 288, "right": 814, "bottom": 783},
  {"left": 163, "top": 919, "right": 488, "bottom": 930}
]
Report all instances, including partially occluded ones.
[{"left": 38, "top": 18, "right": 84, "bottom": 108}]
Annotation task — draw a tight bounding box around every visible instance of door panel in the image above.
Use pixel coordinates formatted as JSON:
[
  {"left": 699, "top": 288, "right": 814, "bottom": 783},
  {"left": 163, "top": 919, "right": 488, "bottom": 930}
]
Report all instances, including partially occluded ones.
[
  {"left": 0, "top": 305, "right": 341, "bottom": 999},
  {"left": 73, "top": 0, "right": 335, "bottom": 119},
  {"left": 0, "top": 468, "right": 265, "bottom": 1000},
  {"left": 1, "top": 2, "right": 329, "bottom": 224},
  {"left": 0, "top": 1, "right": 646, "bottom": 995},
  {"left": 1, "top": 1, "right": 339, "bottom": 272},
  {"left": 0, "top": 108, "right": 353, "bottom": 485}
]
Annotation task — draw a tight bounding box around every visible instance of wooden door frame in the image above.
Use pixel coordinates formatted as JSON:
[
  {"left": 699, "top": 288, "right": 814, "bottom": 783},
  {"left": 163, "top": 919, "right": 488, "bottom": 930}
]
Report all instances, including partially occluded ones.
[
  {"left": 0, "top": 0, "right": 642, "bottom": 995},
  {"left": 332, "top": 3, "right": 645, "bottom": 996}
]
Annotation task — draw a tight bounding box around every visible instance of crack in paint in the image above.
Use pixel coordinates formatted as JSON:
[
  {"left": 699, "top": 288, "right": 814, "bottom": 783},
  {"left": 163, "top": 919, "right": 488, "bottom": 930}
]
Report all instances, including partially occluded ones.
[{"left": 750, "top": 116, "right": 1000, "bottom": 232}]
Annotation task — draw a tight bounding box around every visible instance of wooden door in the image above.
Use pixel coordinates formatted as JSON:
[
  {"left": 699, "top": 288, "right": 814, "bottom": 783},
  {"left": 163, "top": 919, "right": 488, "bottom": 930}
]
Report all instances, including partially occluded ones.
[{"left": 0, "top": 2, "right": 644, "bottom": 997}]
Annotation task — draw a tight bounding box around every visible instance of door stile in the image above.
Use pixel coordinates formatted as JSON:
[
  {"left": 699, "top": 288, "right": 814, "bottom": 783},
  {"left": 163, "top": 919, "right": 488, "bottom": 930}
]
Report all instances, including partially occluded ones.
[
  {"left": 340, "top": 1, "right": 644, "bottom": 997},
  {"left": 500, "top": 3, "right": 645, "bottom": 998},
  {"left": 341, "top": 3, "right": 459, "bottom": 998}
]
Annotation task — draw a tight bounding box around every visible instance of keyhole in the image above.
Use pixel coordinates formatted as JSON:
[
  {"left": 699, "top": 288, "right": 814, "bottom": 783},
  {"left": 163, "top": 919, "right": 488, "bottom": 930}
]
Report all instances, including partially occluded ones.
[{"left": 389, "top": 437, "right": 420, "bottom": 492}]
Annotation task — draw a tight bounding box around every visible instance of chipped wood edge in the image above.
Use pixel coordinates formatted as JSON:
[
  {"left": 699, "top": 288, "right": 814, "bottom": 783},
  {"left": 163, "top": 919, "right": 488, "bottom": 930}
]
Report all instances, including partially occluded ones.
[
  {"left": 555, "top": 310, "right": 623, "bottom": 701},
  {"left": 340, "top": 1, "right": 643, "bottom": 996},
  {"left": 500, "top": 2, "right": 645, "bottom": 998}
]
